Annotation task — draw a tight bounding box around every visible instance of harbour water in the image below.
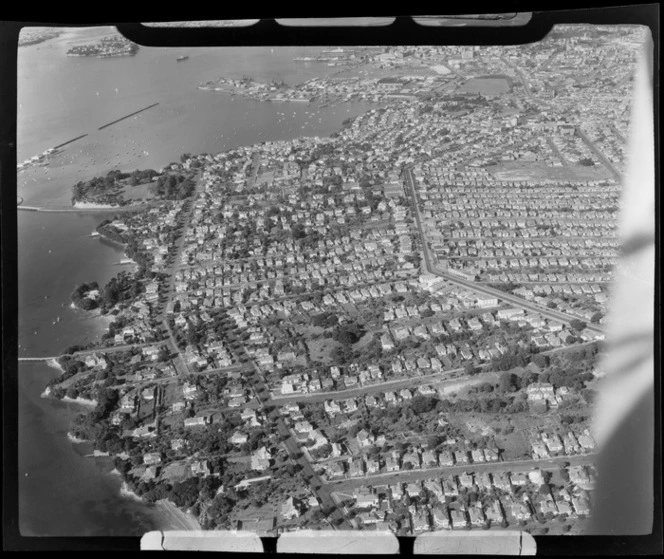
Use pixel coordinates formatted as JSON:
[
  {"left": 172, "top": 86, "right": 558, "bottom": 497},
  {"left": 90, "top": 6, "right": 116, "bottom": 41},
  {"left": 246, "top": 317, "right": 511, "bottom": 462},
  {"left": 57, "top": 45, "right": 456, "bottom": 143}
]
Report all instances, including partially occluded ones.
[{"left": 16, "top": 26, "right": 375, "bottom": 536}]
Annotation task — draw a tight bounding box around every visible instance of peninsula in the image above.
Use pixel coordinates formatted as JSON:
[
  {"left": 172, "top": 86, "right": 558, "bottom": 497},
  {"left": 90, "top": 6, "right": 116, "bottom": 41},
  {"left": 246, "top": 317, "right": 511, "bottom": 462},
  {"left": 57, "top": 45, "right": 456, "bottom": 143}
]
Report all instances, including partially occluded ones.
[{"left": 41, "top": 25, "right": 646, "bottom": 537}]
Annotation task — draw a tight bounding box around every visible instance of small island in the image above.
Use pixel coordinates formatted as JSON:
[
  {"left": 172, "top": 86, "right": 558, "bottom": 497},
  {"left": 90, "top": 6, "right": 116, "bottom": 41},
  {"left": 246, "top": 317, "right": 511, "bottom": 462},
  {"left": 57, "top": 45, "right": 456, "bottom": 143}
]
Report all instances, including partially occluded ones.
[
  {"left": 71, "top": 282, "right": 101, "bottom": 310},
  {"left": 66, "top": 35, "right": 139, "bottom": 58}
]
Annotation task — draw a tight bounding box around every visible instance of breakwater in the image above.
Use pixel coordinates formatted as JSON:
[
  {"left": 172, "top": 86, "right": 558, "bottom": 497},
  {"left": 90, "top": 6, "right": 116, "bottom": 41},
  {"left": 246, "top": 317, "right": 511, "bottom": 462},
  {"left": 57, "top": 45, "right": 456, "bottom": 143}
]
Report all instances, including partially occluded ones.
[
  {"left": 98, "top": 103, "right": 160, "bottom": 131},
  {"left": 53, "top": 134, "right": 89, "bottom": 150}
]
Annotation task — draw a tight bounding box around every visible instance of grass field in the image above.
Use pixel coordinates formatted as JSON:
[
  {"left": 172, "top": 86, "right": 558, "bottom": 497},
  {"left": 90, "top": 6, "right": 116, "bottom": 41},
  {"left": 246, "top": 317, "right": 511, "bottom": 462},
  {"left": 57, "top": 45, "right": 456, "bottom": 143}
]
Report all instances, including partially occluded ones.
[
  {"left": 306, "top": 338, "right": 340, "bottom": 365},
  {"left": 120, "top": 180, "right": 158, "bottom": 201},
  {"left": 488, "top": 160, "right": 613, "bottom": 182}
]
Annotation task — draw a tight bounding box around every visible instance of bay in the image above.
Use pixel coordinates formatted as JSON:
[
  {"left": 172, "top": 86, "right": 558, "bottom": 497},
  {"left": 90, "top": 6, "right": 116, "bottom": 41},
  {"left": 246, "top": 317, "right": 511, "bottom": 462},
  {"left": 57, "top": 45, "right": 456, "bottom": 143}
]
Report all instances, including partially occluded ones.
[{"left": 16, "top": 26, "right": 374, "bottom": 537}]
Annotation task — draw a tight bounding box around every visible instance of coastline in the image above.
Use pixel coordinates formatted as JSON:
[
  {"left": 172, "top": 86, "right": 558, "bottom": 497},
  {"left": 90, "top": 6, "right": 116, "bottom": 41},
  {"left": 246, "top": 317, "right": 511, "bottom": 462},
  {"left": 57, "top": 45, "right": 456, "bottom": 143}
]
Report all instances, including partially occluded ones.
[
  {"left": 62, "top": 395, "right": 98, "bottom": 407},
  {"left": 114, "top": 474, "right": 202, "bottom": 530},
  {"left": 67, "top": 431, "right": 90, "bottom": 444},
  {"left": 46, "top": 358, "right": 64, "bottom": 373},
  {"left": 120, "top": 481, "right": 145, "bottom": 502},
  {"left": 17, "top": 40, "right": 379, "bottom": 537}
]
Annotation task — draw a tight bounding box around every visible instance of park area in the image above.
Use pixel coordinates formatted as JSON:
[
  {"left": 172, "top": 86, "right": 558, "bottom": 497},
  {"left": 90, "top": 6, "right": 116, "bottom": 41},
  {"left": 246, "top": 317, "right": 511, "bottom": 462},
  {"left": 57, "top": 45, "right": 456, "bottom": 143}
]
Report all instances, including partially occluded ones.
[{"left": 457, "top": 76, "right": 511, "bottom": 95}]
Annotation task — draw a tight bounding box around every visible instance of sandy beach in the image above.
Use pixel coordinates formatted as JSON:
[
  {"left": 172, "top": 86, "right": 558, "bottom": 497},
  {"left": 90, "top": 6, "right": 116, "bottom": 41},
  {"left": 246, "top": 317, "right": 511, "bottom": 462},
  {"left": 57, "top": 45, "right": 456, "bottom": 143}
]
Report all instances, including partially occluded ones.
[
  {"left": 154, "top": 499, "right": 203, "bottom": 531},
  {"left": 73, "top": 201, "right": 121, "bottom": 209},
  {"left": 62, "top": 395, "right": 98, "bottom": 407}
]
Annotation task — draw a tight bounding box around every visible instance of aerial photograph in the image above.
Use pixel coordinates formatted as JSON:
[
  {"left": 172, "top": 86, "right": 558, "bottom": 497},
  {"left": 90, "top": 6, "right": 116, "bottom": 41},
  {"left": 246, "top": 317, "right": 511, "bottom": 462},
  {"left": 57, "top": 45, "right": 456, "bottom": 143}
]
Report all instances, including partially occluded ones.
[{"left": 16, "top": 22, "right": 650, "bottom": 540}]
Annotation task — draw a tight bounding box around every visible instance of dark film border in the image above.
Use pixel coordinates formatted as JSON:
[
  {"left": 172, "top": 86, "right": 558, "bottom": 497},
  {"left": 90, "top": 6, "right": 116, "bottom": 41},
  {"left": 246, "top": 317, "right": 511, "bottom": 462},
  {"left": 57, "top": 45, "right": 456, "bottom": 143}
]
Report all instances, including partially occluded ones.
[{"left": 1, "top": 4, "right": 660, "bottom": 555}]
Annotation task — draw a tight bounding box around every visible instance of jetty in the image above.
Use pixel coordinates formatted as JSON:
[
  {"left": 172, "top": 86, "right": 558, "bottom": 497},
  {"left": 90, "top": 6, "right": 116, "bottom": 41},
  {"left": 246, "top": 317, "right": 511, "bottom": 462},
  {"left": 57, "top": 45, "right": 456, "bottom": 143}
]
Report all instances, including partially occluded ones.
[{"left": 19, "top": 357, "right": 59, "bottom": 362}]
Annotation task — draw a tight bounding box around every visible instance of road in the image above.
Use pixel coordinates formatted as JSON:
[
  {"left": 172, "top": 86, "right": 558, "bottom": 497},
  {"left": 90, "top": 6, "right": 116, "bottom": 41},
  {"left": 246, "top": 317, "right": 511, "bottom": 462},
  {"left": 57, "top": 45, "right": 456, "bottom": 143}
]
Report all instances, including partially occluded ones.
[
  {"left": 68, "top": 340, "right": 168, "bottom": 358},
  {"left": 272, "top": 368, "right": 468, "bottom": 401},
  {"left": 223, "top": 333, "right": 352, "bottom": 529},
  {"left": 546, "top": 136, "right": 570, "bottom": 167},
  {"left": 403, "top": 167, "right": 605, "bottom": 336},
  {"left": 158, "top": 170, "right": 205, "bottom": 377},
  {"left": 328, "top": 453, "right": 598, "bottom": 491},
  {"left": 574, "top": 126, "right": 622, "bottom": 181}
]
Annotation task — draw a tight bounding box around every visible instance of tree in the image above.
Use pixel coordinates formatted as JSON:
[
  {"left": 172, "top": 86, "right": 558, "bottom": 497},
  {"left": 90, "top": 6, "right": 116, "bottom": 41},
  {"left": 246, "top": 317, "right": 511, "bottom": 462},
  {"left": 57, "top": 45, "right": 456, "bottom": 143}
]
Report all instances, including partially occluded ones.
[
  {"left": 333, "top": 321, "right": 366, "bottom": 345},
  {"left": 569, "top": 319, "right": 587, "bottom": 331},
  {"left": 499, "top": 372, "right": 519, "bottom": 393},
  {"left": 411, "top": 395, "right": 436, "bottom": 414},
  {"left": 532, "top": 354, "right": 550, "bottom": 368},
  {"left": 158, "top": 345, "right": 171, "bottom": 362}
]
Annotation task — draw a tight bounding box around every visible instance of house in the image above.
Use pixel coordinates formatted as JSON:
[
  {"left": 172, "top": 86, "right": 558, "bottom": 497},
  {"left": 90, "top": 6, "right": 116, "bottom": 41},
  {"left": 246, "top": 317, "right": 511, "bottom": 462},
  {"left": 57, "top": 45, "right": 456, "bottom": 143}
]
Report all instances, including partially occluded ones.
[
  {"left": 454, "top": 450, "right": 469, "bottom": 464},
  {"left": 230, "top": 431, "right": 249, "bottom": 445},
  {"left": 471, "top": 449, "right": 485, "bottom": 463},
  {"left": 469, "top": 506, "right": 486, "bottom": 527},
  {"left": 458, "top": 472, "right": 474, "bottom": 489},
  {"left": 484, "top": 448, "right": 499, "bottom": 462},
  {"left": 485, "top": 500, "right": 504, "bottom": 525},
  {"left": 508, "top": 499, "right": 532, "bottom": 521},
  {"left": 443, "top": 476, "right": 458, "bottom": 497},
  {"left": 572, "top": 495, "right": 591, "bottom": 516},
  {"left": 405, "top": 482, "right": 422, "bottom": 498},
  {"left": 354, "top": 486, "right": 379, "bottom": 509},
  {"left": 385, "top": 454, "right": 400, "bottom": 472},
  {"left": 492, "top": 472, "right": 511, "bottom": 491},
  {"left": 349, "top": 457, "right": 365, "bottom": 478},
  {"left": 402, "top": 449, "right": 420, "bottom": 469},
  {"left": 432, "top": 504, "right": 451, "bottom": 529},
  {"left": 190, "top": 459, "right": 211, "bottom": 476},
  {"left": 477, "top": 472, "right": 493, "bottom": 490},
  {"left": 421, "top": 450, "right": 438, "bottom": 468},
  {"left": 184, "top": 416, "right": 209, "bottom": 428},
  {"left": 326, "top": 461, "right": 345, "bottom": 479},
  {"left": 510, "top": 472, "right": 528, "bottom": 486},
  {"left": 143, "top": 452, "right": 162, "bottom": 465},
  {"left": 450, "top": 509, "right": 468, "bottom": 529},
  {"left": 282, "top": 496, "right": 306, "bottom": 520},
  {"left": 365, "top": 457, "right": 380, "bottom": 474},
  {"left": 356, "top": 429, "right": 375, "bottom": 448},
  {"left": 251, "top": 446, "right": 272, "bottom": 471},
  {"left": 84, "top": 353, "right": 108, "bottom": 369},
  {"left": 423, "top": 479, "right": 444, "bottom": 501},
  {"left": 528, "top": 469, "right": 545, "bottom": 486},
  {"left": 412, "top": 510, "right": 431, "bottom": 533},
  {"left": 182, "top": 383, "right": 199, "bottom": 400}
]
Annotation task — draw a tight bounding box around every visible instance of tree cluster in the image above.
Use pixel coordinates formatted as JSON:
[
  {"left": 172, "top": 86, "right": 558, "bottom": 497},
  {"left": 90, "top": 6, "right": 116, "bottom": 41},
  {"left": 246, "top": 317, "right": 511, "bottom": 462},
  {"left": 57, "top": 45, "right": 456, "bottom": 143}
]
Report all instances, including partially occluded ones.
[{"left": 156, "top": 173, "right": 195, "bottom": 200}]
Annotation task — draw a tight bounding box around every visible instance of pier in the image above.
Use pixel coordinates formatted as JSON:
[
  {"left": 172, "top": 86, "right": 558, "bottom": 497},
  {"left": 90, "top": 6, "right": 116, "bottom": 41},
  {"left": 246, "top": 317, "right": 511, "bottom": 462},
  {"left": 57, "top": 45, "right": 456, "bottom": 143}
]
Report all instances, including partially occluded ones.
[
  {"left": 98, "top": 103, "right": 159, "bottom": 131},
  {"left": 17, "top": 204, "right": 145, "bottom": 213}
]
